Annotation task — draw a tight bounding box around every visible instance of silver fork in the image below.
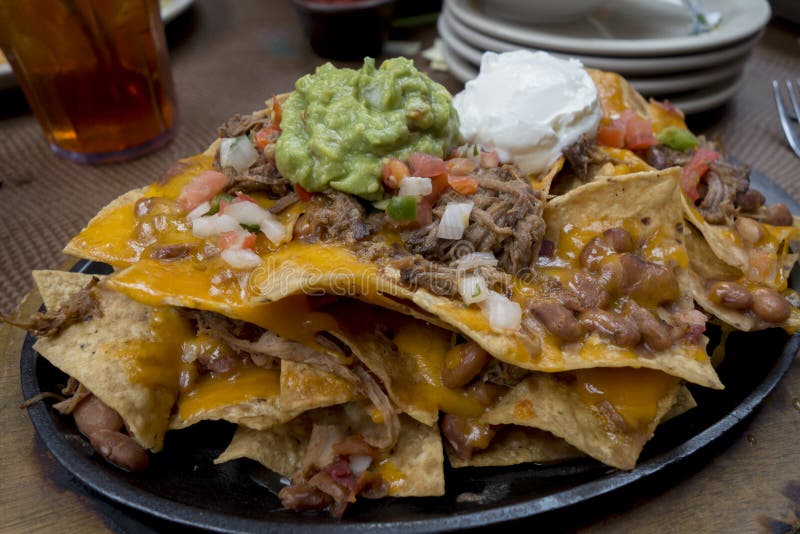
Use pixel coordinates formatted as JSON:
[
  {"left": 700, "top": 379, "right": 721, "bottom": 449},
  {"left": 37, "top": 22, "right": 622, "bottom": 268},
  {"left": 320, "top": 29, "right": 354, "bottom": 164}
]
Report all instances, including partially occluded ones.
[{"left": 772, "top": 80, "right": 800, "bottom": 157}]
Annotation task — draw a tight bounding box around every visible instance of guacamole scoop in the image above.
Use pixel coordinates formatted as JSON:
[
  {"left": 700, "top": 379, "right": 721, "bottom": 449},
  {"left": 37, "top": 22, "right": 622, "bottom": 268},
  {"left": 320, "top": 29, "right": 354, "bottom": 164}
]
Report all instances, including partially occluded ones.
[{"left": 275, "top": 57, "right": 460, "bottom": 200}]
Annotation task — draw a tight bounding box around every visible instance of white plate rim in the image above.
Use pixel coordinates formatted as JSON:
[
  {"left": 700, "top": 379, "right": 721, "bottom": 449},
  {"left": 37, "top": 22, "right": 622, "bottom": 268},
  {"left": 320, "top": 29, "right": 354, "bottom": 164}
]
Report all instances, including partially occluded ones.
[
  {"left": 0, "top": 0, "right": 193, "bottom": 89},
  {"left": 441, "top": 6, "right": 762, "bottom": 76},
  {"left": 441, "top": 40, "right": 744, "bottom": 115},
  {"left": 447, "top": 0, "right": 770, "bottom": 57},
  {"left": 439, "top": 15, "right": 749, "bottom": 96}
]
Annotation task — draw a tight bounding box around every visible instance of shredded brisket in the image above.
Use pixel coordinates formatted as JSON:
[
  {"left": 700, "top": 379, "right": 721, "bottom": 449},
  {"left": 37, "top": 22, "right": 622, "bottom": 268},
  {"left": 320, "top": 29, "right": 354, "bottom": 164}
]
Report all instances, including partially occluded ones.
[
  {"left": 302, "top": 191, "right": 383, "bottom": 244},
  {"left": 197, "top": 310, "right": 399, "bottom": 450},
  {"left": 218, "top": 111, "right": 269, "bottom": 138},
  {"left": 562, "top": 135, "right": 594, "bottom": 180},
  {"left": 390, "top": 254, "right": 512, "bottom": 298},
  {"left": 647, "top": 141, "right": 754, "bottom": 224},
  {"left": 280, "top": 426, "right": 388, "bottom": 517},
  {"left": 4, "top": 277, "right": 102, "bottom": 337},
  {"left": 400, "top": 165, "right": 545, "bottom": 276},
  {"left": 216, "top": 111, "right": 293, "bottom": 198},
  {"left": 221, "top": 161, "right": 292, "bottom": 199},
  {"left": 699, "top": 158, "right": 750, "bottom": 224}
]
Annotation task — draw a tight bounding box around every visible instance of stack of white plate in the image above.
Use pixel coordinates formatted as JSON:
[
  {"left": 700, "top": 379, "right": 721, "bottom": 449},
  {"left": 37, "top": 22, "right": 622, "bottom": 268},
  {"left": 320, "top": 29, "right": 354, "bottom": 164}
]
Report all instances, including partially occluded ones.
[{"left": 439, "top": 0, "right": 770, "bottom": 114}]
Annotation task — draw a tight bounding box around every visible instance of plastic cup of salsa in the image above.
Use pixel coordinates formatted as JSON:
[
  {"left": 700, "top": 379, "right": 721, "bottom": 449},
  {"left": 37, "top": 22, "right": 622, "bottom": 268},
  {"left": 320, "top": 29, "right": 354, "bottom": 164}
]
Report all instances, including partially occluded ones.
[{"left": 291, "top": 0, "right": 396, "bottom": 61}]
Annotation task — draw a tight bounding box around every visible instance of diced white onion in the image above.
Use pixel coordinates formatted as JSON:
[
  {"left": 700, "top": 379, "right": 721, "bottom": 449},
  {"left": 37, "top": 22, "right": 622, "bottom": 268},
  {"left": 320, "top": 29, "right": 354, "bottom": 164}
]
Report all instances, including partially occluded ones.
[
  {"left": 224, "top": 200, "right": 270, "bottom": 225},
  {"left": 220, "top": 136, "right": 259, "bottom": 173},
  {"left": 348, "top": 455, "right": 373, "bottom": 476},
  {"left": 221, "top": 248, "right": 262, "bottom": 270},
  {"left": 260, "top": 213, "right": 289, "bottom": 245},
  {"left": 481, "top": 290, "right": 522, "bottom": 332},
  {"left": 437, "top": 201, "right": 473, "bottom": 240},
  {"left": 398, "top": 176, "right": 432, "bottom": 197},
  {"left": 191, "top": 214, "right": 240, "bottom": 238},
  {"left": 186, "top": 201, "right": 211, "bottom": 222},
  {"left": 459, "top": 274, "right": 489, "bottom": 305},
  {"left": 452, "top": 252, "right": 498, "bottom": 271}
]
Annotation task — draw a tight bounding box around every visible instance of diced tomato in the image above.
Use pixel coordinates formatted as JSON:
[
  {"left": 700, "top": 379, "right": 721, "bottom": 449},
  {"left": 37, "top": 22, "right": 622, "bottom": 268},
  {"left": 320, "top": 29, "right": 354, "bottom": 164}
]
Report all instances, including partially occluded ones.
[
  {"left": 596, "top": 111, "right": 656, "bottom": 150},
  {"left": 253, "top": 125, "right": 281, "bottom": 151},
  {"left": 428, "top": 172, "right": 450, "bottom": 202},
  {"left": 272, "top": 95, "right": 282, "bottom": 126},
  {"left": 479, "top": 149, "right": 500, "bottom": 168},
  {"left": 381, "top": 157, "right": 410, "bottom": 189},
  {"left": 293, "top": 183, "right": 313, "bottom": 202},
  {"left": 177, "top": 170, "right": 230, "bottom": 212},
  {"left": 409, "top": 152, "right": 447, "bottom": 177},
  {"left": 416, "top": 196, "right": 433, "bottom": 227},
  {"left": 448, "top": 175, "right": 479, "bottom": 195},
  {"left": 625, "top": 115, "right": 658, "bottom": 150},
  {"left": 596, "top": 123, "right": 626, "bottom": 148},
  {"left": 680, "top": 147, "right": 720, "bottom": 202},
  {"left": 218, "top": 231, "right": 257, "bottom": 250},
  {"left": 240, "top": 233, "right": 257, "bottom": 249},
  {"left": 234, "top": 191, "right": 259, "bottom": 204},
  {"left": 446, "top": 157, "right": 477, "bottom": 176}
]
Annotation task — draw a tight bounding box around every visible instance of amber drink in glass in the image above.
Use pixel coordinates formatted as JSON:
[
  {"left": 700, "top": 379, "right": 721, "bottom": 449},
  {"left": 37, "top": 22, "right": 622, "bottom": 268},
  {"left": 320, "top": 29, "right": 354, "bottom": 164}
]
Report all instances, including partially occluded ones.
[{"left": 0, "top": 0, "right": 177, "bottom": 163}]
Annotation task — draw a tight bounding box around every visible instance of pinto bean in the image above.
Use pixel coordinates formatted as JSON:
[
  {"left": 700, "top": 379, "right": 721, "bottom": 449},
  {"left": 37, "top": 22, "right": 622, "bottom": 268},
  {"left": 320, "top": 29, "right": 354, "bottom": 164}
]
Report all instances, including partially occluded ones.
[
  {"left": 73, "top": 395, "right": 124, "bottom": 437},
  {"left": 580, "top": 229, "right": 635, "bottom": 271},
  {"left": 734, "top": 217, "right": 764, "bottom": 246},
  {"left": 707, "top": 281, "right": 753, "bottom": 310},
  {"left": 735, "top": 189, "right": 765, "bottom": 212},
  {"left": 579, "top": 237, "right": 607, "bottom": 271},
  {"left": 625, "top": 302, "right": 672, "bottom": 351},
  {"left": 279, "top": 481, "right": 333, "bottom": 512},
  {"left": 602, "top": 227, "right": 634, "bottom": 253},
  {"left": 567, "top": 271, "right": 610, "bottom": 310},
  {"left": 763, "top": 203, "right": 793, "bottom": 227},
  {"left": 149, "top": 243, "right": 192, "bottom": 260},
  {"left": 752, "top": 288, "right": 792, "bottom": 323},
  {"left": 442, "top": 342, "right": 491, "bottom": 389},
  {"left": 134, "top": 197, "right": 156, "bottom": 217},
  {"left": 528, "top": 302, "right": 585, "bottom": 342},
  {"left": 293, "top": 214, "right": 312, "bottom": 238},
  {"left": 440, "top": 414, "right": 495, "bottom": 460},
  {"left": 88, "top": 429, "right": 149, "bottom": 472},
  {"left": 612, "top": 254, "right": 680, "bottom": 304},
  {"left": 579, "top": 309, "right": 641, "bottom": 347},
  {"left": 471, "top": 382, "right": 503, "bottom": 407}
]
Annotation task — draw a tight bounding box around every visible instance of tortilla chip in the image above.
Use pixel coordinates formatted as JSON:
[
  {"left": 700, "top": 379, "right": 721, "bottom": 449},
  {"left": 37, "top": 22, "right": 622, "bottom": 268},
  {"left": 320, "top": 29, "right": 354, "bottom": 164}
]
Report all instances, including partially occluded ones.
[
  {"left": 662, "top": 385, "right": 697, "bottom": 422},
  {"left": 381, "top": 171, "right": 722, "bottom": 389},
  {"left": 322, "top": 300, "right": 482, "bottom": 426},
  {"left": 279, "top": 360, "right": 357, "bottom": 415},
  {"left": 214, "top": 419, "right": 310, "bottom": 478},
  {"left": 685, "top": 222, "right": 743, "bottom": 281},
  {"left": 685, "top": 223, "right": 800, "bottom": 332},
  {"left": 683, "top": 196, "right": 799, "bottom": 291},
  {"left": 449, "top": 382, "right": 695, "bottom": 469},
  {"left": 447, "top": 426, "right": 581, "bottom": 468},
  {"left": 169, "top": 366, "right": 290, "bottom": 431},
  {"left": 216, "top": 408, "right": 445, "bottom": 497},
  {"left": 532, "top": 156, "right": 563, "bottom": 194},
  {"left": 32, "top": 270, "right": 189, "bottom": 451},
  {"left": 481, "top": 369, "right": 682, "bottom": 470},
  {"left": 63, "top": 144, "right": 218, "bottom": 267}
]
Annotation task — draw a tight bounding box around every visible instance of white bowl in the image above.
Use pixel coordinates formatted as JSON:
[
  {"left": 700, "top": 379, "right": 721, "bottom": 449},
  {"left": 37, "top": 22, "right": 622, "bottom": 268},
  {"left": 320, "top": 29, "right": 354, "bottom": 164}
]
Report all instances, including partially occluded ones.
[{"left": 480, "top": 0, "right": 605, "bottom": 24}]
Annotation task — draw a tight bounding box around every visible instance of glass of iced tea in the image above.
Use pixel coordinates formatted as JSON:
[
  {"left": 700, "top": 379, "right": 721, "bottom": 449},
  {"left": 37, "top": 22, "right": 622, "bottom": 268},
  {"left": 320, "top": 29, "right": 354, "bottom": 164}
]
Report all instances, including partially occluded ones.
[{"left": 0, "top": 0, "right": 177, "bottom": 164}]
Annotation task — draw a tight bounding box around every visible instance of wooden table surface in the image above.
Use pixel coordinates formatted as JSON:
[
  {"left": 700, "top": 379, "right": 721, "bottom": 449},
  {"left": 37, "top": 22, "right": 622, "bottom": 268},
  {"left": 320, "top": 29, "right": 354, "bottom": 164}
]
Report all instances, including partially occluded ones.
[{"left": 1, "top": 1, "right": 800, "bottom": 532}]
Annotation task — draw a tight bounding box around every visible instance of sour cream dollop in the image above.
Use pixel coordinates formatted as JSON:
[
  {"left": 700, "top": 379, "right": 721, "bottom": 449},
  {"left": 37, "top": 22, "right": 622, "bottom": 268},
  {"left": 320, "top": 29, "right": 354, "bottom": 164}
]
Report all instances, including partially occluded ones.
[{"left": 453, "top": 50, "right": 601, "bottom": 175}]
